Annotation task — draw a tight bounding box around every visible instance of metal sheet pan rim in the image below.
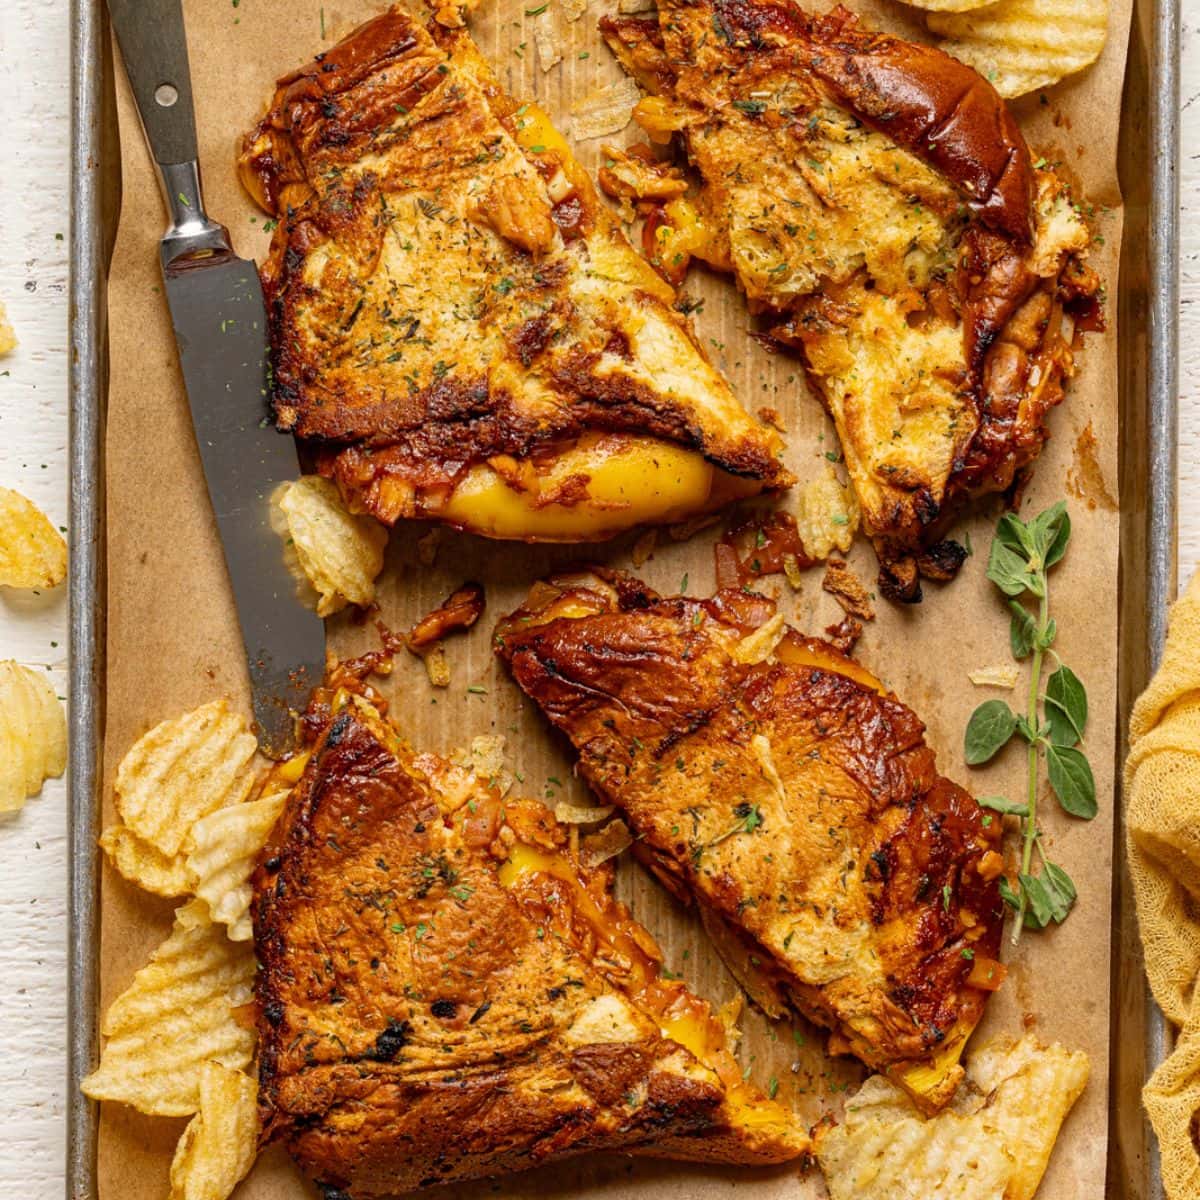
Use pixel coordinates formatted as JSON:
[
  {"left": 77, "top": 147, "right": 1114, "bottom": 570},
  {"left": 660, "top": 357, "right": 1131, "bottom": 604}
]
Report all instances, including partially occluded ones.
[{"left": 65, "top": 0, "right": 1181, "bottom": 1195}]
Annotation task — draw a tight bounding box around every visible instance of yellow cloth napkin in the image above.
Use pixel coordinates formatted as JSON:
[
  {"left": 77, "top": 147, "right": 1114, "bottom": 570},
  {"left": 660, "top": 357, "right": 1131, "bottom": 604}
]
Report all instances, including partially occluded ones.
[{"left": 1126, "top": 570, "right": 1200, "bottom": 1198}]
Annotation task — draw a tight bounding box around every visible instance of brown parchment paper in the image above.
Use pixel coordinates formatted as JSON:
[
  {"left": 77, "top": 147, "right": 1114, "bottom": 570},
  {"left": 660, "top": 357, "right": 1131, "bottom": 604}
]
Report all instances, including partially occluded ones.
[{"left": 98, "top": 0, "right": 1132, "bottom": 1194}]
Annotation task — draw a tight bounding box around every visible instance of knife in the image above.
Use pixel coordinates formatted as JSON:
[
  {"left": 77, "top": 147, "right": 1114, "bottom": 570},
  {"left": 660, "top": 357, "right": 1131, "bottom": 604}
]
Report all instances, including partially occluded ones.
[{"left": 107, "top": 0, "right": 326, "bottom": 758}]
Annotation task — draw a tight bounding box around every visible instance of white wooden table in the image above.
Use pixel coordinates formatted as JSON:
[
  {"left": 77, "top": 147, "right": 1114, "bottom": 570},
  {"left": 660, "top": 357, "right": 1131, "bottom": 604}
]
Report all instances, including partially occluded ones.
[{"left": 0, "top": 1, "right": 1195, "bottom": 1195}]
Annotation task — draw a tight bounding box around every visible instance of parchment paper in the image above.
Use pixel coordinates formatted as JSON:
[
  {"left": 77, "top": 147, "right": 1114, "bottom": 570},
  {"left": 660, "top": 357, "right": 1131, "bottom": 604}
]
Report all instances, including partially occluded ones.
[{"left": 98, "top": 0, "right": 1132, "bottom": 1194}]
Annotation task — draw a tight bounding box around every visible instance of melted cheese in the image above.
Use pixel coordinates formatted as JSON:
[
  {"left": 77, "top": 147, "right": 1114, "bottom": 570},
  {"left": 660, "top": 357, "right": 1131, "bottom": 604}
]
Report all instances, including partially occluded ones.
[{"left": 440, "top": 434, "right": 718, "bottom": 540}]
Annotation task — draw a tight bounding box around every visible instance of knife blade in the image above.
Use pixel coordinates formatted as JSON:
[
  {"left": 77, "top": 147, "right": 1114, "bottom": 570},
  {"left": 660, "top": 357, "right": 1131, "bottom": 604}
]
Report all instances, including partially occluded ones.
[{"left": 108, "top": 0, "right": 325, "bottom": 758}]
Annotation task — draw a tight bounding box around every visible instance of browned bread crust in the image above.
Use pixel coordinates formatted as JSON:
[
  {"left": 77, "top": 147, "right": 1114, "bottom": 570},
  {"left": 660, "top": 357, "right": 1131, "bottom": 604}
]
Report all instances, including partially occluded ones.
[
  {"left": 239, "top": 8, "right": 789, "bottom": 538},
  {"left": 253, "top": 685, "right": 805, "bottom": 1196},
  {"left": 601, "top": 2, "right": 1101, "bottom": 600},
  {"left": 495, "top": 571, "right": 1006, "bottom": 1110}
]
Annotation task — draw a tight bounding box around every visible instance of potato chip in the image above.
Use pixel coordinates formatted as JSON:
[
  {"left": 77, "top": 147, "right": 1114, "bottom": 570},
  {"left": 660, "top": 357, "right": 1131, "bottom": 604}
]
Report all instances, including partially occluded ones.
[
  {"left": 968, "top": 664, "right": 1020, "bottom": 688},
  {"left": 168, "top": 1062, "right": 259, "bottom": 1200},
  {"left": 580, "top": 818, "right": 633, "bottom": 867},
  {"left": 274, "top": 475, "right": 387, "bottom": 617},
  {"left": 186, "top": 788, "right": 289, "bottom": 941},
  {"left": 731, "top": 612, "right": 785, "bottom": 665},
  {"left": 100, "top": 824, "right": 192, "bottom": 898},
  {"left": 796, "top": 465, "right": 859, "bottom": 560},
  {"left": 570, "top": 78, "right": 642, "bottom": 141},
  {"left": 115, "top": 699, "right": 258, "bottom": 857},
  {"left": 450, "top": 734, "right": 513, "bottom": 796},
  {"left": 81, "top": 899, "right": 256, "bottom": 1116},
  {"left": 927, "top": 0, "right": 1108, "bottom": 98},
  {"left": 0, "top": 486, "right": 67, "bottom": 588},
  {"left": 815, "top": 1034, "right": 1089, "bottom": 1200},
  {"left": 0, "top": 301, "right": 15, "bottom": 356},
  {"left": 0, "top": 660, "right": 66, "bottom": 812},
  {"left": 532, "top": 12, "right": 561, "bottom": 71}
]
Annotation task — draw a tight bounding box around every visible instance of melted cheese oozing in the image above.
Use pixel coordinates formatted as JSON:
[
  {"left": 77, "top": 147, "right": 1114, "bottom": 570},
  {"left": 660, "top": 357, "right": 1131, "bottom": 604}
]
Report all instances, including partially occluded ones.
[{"left": 440, "top": 434, "right": 718, "bottom": 541}]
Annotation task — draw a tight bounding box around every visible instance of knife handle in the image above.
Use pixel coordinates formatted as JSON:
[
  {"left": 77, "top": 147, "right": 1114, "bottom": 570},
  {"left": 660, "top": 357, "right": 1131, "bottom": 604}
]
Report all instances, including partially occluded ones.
[{"left": 108, "top": 0, "right": 230, "bottom": 262}]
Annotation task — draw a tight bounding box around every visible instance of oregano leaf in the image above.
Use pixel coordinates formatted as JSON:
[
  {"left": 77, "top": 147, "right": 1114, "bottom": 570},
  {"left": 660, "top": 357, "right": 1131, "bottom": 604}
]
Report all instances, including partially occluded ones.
[
  {"left": 1046, "top": 665, "right": 1087, "bottom": 739},
  {"left": 978, "top": 795, "right": 1030, "bottom": 817},
  {"left": 998, "top": 876, "right": 1021, "bottom": 910},
  {"left": 1044, "top": 700, "right": 1080, "bottom": 747},
  {"left": 1009, "top": 601, "right": 1036, "bottom": 659},
  {"left": 964, "top": 700, "right": 1017, "bottom": 765},
  {"left": 1045, "top": 743, "right": 1097, "bottom": 818},
  {"left": 1019, "top": 873, "right": 1053, "bottom": 927},
  {"left": 987, "top": 541, "right": 1034, "bottom": 597},
  {"left": 1042, "top": 862, "right": 1078, "bottom": 921}
]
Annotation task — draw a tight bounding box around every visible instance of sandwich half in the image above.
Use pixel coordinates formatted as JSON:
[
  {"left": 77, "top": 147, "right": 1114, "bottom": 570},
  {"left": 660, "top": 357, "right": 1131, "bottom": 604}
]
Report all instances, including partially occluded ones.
[
  {"left": 239, "top": 7, "right": 789, "bottom": 544},
  {"left": 494, "top": 571, "right": 1006, "bottom": 1112},
  {"left": 252, "top": 676, "right": 805, "bottom": 1196},
  {"left": 600, "top": 0, "right": 1101, "bottom": 599}
]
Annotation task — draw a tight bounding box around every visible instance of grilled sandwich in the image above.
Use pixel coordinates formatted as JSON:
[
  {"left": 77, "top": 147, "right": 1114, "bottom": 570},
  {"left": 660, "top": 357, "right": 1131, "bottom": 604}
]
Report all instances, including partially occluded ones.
[
  {"left": 494, "top": 571, "right": 1006, "bottom": 1112},
  {"left": 238, "top": 8, "right": 789, "bottom": 544},
  {"left": 252, "top": 675, "right": 805, "bottom": 1196},
  {"left": 600, "top": 1, "right": 1102, "bottom": 600}
]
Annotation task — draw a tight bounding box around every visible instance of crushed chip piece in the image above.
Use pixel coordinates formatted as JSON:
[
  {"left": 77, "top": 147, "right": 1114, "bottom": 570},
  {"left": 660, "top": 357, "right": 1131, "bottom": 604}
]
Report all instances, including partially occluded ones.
[
  {"left": 570, "top": 78, "right": 642, "bottom": 141},
  {"left": 81, "top": 899, "right": 257, "bottom": 1116},
  {"left": 561, "top": 0, "right": 588, "bottom": 17},
  {"left": 115, "top": 700, "right": 257, "bottom": 857},
  {"left": 532, "top": 13, "right": 562, "bottom": 71},
  {"left": 969, "top": 664, "right": 1020, "bottom": 688},
  {"left": 731, "top": 612, "right": 786, "bottom": 665},
  {"left": 555, "top": 800, "right": 615, "bottom": 825},
  {"left": 580, "top": 817, "right": 633, "bottom": 867},
  {"left": 0, "top": 301, "right": 15, "bottom": 356},
  {"left": 815, "top": 1034, "right": 1089, "bottom": 1200},
  {"left": 186, "top": 789, "right": 289, "bottom": 941},
  {"left": 796, "top": 466, "right": 859, "bottom": 560},
  {"left": 0, "top": 486, "right": 67, "bottom": 589},
  {"left": 168, "top": 1062, "right": 259, "bottom": 1200},
  {"left": 0, "top": 660, "right": 67, "bottom": 812},
  {"left": 420, "top": 643, "right": 451, "bottom": 688},
  {"left": 100, "top": 824, "right": 192, "bottom": 898},
  {"left": 618, "top": 0, "right": 657, "bottom": 12},
  {"left": 274, "top": 475, "right": 388, "bottom": 617},
  {"left": 928, "top": 0, "right": 1108, "bottom": 98},
  {"left": 449, "top": 734, "right": 514, "bottom": 797}
]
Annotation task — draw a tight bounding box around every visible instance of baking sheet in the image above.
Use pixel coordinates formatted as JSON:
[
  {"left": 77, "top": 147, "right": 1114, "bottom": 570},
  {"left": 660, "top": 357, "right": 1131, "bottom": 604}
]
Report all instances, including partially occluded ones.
[{"left": 86, "top": 0, "right": 1136, "bottom": 1195}]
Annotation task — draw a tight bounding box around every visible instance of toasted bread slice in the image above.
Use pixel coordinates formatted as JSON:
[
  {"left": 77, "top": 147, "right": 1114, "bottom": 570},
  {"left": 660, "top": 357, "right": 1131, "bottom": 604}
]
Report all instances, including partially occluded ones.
[
  {"left": 600, "top": 1, "right": 1101, "bottom": 599},
  {"left": 495, "top": 571, "right": 1006, "bottom": 1113},
  {"left": 238, "top": 8, "right": 789, "bottom": 544},
  {"left": 252, "top": 680, "right": 805, "bottom": 1196}
]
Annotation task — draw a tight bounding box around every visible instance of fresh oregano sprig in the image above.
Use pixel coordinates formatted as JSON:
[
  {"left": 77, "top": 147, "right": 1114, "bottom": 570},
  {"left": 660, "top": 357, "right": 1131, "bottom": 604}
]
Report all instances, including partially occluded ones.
[{"left": 962, "top": 501, "right": 1097, "bottom": 944}]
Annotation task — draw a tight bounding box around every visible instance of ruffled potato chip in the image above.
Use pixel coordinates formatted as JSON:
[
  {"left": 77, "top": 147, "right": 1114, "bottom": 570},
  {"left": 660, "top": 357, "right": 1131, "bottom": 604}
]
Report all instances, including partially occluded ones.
[
  {"left": 0, "top": 486, "right": 67, "bottom": 589},
  {"left": 815, "top": 1034, "right": 1089, "bottom": 1200},
  {"left": 0, "top": 660, "right": 67, "bottom": 812},
  {"left": 569, "top": 78, "right": 642, "bottom": 141},
  {"left": 81, "top": 899, "right": 256, "bottom": 1116},
  {"left": 100, "top": 824, "right": 192, "bottom": 898},
  {"left": 274, "top": 475, "right": 387, "bottom": 617},
  {"left": 115, "top": 700, "right": 257, "bottom": 857},
  {"left": 796, "top": 465, "right": 859, "bottom": 560},
  {"left": 928, "top": 0, "right": 1108, "bottom": 98},
  {"left": 168, "top": 1062, "right": 259, "bottom": 1200},
  {"left": 186, "top": 788, "right": 289, "bottom": 941}
]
